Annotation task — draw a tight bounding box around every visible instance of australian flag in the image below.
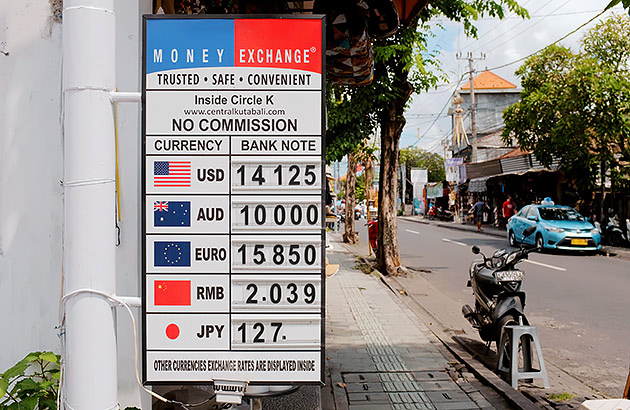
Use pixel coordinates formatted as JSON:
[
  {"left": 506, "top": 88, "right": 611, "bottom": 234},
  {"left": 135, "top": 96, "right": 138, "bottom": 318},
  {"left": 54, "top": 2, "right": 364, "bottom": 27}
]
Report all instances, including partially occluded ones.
[
  {"left": 154, "top": 201, "right": 191, "bottom": 227},
  {"left": 154, "top": 241, "right": 191, "bottom": 267}
]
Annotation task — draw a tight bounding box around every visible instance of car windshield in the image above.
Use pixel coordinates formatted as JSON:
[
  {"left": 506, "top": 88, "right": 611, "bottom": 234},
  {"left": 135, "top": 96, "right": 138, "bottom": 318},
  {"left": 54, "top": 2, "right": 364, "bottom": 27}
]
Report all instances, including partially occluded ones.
[{"left": 538, "top": 207, "right": 584, "bottom": 221}]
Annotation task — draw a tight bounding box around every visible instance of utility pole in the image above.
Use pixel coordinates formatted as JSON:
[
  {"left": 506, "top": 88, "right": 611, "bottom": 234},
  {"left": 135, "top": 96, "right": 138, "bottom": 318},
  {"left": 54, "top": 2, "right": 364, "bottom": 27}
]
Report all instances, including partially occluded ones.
[
  {"left": 337, "top": 161, "right": 341, "bottom": 192},
  {"left": 63, "top": 1, "right": 118, "bottom": 409},
  {"left": 457, "top": 52, "right": 485, "bottom": 163}
]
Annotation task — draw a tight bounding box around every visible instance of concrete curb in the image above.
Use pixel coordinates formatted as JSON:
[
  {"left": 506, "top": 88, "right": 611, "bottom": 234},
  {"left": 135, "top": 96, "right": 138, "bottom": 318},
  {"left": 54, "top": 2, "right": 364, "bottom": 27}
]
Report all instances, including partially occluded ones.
[
  {"left": 376, "top": 271, "right": 541, "bottom": 410},
  {"left": 339, "top": 251, "right": 539, "bottom": 410}
]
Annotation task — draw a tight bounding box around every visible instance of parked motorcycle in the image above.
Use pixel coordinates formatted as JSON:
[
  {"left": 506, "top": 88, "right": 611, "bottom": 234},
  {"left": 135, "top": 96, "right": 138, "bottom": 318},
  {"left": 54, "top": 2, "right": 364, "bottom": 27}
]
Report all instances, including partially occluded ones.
[
  {"left": 436, "top": 207, "right": 454, "bottom": 221},
  {"left": 354, "top": 207, "right": 362, "bottom": 220},
  {"left": 600, "top": 214, "right": 630, "bottom": 247},
  {"left": 493, "top": 206, "right": 506, "bottom": 229},
  {"left": 462, "top": 226, "right": 536, "bottom": 345}
]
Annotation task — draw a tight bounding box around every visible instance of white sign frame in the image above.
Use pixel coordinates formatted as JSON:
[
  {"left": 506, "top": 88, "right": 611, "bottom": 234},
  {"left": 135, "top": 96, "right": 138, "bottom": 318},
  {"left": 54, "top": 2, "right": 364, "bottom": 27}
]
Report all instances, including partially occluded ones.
[{"left": 142, "top": 14, "right": 325, "bottom": 385}]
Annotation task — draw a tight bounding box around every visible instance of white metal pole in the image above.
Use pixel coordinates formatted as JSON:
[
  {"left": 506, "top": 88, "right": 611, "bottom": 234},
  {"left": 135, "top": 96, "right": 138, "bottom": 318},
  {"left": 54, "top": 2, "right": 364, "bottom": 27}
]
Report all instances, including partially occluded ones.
[{"left": 62, "top": 1, "right": 118, "bottom": 409}]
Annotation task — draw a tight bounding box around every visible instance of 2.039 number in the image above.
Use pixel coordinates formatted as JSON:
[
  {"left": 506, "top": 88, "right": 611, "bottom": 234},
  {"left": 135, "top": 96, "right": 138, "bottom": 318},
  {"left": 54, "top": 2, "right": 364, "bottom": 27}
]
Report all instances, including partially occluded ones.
[{"left": 245, "top": 282, "right": 317, "bottom": 305}]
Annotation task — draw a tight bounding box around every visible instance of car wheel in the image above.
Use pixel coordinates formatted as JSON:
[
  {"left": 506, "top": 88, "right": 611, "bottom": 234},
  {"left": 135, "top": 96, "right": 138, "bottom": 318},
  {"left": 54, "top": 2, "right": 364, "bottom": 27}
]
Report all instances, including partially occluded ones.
[
  {"left": 609, "top": 231, "right": 622, "bottom": 247},
  {"left": 535, "top": 234, "right": 544, "bottom": 252},
  {"left": 508, "top": 231, "right": 517, "bottom": 247}
]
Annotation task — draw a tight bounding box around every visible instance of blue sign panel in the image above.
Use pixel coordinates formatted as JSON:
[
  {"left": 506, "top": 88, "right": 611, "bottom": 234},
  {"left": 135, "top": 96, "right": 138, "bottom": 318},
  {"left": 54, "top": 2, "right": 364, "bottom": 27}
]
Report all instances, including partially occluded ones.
[{"left": 146, "top": 19, "right": 235, "bottom": 73}]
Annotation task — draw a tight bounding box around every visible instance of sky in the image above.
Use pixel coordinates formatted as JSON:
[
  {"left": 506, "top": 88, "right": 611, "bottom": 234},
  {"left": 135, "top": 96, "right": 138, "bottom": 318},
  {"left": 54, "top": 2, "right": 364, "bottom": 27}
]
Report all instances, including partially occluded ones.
[{"left": 400, "top": 0, "right": 626, "bottom": 155}]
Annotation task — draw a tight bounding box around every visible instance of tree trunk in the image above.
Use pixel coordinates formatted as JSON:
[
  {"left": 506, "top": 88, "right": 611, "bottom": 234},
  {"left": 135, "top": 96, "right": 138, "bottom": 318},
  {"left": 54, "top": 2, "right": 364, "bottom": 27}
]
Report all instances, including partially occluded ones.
[
  {"left": 377, "top": 82, "right": 413, "bottom": 275},
  {"left": 365, "top": 159, "right": 374, "bottom": 215},
  {"left": 343, "top": 151, "right": 359, "bottom": 244}
]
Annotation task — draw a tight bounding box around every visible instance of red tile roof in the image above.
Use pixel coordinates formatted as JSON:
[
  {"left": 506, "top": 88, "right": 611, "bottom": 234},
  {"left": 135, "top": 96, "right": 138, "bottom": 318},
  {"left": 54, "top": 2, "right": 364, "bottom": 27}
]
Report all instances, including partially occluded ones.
[
  {"left": 462, "top": 70, "right": 517, "bottom": 90},
  {"left": 498, "top": 147, "right": 528, "bottom": 159}
]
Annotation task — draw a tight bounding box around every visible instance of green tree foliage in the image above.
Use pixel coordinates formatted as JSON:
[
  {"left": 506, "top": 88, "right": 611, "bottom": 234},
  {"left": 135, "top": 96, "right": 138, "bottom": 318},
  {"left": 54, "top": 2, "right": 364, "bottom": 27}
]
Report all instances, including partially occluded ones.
[
  {"left": 1, "top": 351, "right": 60, "bottom": 410},
  {"left": 326, "top": 0, "right": 530, "bottom": 164},
  {"left": 326, "top": 0, "right": 528, "bottom": 275},
  {"left": 606, "top": 0, "right": 630, "bottom": 15},
  {"left": 502, "top": 15, "right": 630, "bottom": 196},
  {"left": 371, "top": 1, "right": 527, "bottom": 275},
  {"left": 326, "top": 85, "right": 378, "bottom": 163},
  {"left": 355, "top": 173, "right": 366, "bottom": 201},
  {"left": 419, "top": 0, "right": 529, "bottom": 38},
  {"left": 399, "top": 147, "right": 445, "bottom": 182}
]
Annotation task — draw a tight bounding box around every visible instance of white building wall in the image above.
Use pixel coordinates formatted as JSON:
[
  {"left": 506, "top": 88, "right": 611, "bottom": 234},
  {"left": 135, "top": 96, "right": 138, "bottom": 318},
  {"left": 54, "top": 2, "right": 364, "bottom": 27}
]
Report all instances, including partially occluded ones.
[
  {"left": 0, "top": 0, "right": 64, "bottom": 366},
  {"left": 1, "top": 1, "right": 150, "bottom": 407}
]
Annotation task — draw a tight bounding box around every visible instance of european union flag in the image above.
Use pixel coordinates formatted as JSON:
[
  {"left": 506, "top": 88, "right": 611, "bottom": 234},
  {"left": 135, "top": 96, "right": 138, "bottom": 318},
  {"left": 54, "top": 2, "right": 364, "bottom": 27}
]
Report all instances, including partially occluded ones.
[
  {"left": 154, "top": 201, "right": 191, "bottom": 227},
  {"left": 154, "top": 241, "right": 191, "bottom": 267}
]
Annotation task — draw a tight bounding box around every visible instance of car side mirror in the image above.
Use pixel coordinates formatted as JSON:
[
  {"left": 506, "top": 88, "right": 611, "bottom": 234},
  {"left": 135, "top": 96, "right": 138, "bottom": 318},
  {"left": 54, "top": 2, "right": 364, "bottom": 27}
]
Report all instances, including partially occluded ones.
[
  {"left": 523, "top": 226, "right": 536, "bottom": 238},
  {"left": 472, "top": 245, "right": 480, "bottom": 254},
  {"left": 527, "top": 215, "right": 537, "bottom": 221}
]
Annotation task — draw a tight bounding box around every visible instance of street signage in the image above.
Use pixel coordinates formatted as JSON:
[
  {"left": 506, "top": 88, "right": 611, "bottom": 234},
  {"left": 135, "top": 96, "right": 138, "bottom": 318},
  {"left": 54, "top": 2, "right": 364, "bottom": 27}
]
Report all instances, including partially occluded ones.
[{"left": 142, "top": 15, "right": 325, "bottom": 385}]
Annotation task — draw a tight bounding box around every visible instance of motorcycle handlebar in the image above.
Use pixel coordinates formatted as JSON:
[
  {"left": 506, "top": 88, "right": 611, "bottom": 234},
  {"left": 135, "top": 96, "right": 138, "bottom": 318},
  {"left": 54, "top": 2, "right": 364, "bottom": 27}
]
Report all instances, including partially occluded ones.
[{"left": 514, "top": 247, "right": 530, "bottom": 262}]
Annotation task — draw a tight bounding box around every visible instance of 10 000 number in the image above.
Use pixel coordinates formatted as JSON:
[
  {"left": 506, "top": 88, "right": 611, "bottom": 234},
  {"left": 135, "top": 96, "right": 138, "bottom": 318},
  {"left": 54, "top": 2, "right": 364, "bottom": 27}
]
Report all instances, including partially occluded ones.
[{"left": 240, "top": 204, "right": 318, "bottom": 226}]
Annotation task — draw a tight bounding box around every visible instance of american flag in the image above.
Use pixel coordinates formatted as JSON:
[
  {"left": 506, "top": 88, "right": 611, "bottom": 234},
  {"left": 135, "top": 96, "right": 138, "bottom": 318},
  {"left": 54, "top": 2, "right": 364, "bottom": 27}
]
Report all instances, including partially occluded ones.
[{"left": 153, "top": 161, "right": 191, "bottom": 187}]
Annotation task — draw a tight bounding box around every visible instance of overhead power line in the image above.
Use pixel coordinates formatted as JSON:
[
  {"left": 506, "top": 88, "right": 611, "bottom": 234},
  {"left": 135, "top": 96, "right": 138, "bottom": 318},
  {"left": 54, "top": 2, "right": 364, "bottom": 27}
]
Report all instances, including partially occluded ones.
[
  {"left": 465, "top": 0, "right": 543, "bottom": 47},
  {"left": 431, "top": 7, "right": 621, "bottom": 23},
  {"left": 472, "top": 0, "right": 572, "bottom": 53},
  {"left": 409, "top": 7, "right": 617, "bottom": 151},
  {"left": 486, "top": 8, "right": 608, "bottom": 72}
]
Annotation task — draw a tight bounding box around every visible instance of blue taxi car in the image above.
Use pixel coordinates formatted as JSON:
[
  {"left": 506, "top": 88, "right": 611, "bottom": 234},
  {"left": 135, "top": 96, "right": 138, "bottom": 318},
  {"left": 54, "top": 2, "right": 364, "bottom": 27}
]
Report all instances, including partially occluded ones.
[{"left": 507, "top": 205, "right": 601, "bottom": 252}]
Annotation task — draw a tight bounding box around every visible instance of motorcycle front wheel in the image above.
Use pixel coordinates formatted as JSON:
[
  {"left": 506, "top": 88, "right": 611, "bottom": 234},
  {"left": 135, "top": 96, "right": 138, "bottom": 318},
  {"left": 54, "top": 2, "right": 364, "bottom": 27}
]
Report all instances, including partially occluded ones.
[{"left": 497, "top": 315, "right": 519, "bottom": 371}]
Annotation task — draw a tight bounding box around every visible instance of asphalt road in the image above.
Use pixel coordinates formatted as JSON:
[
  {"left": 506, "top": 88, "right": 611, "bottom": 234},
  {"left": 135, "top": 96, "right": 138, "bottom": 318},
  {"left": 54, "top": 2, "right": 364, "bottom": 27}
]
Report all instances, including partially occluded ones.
[{"left": 354, "top": 219, "right": 630, "bottom": 398}]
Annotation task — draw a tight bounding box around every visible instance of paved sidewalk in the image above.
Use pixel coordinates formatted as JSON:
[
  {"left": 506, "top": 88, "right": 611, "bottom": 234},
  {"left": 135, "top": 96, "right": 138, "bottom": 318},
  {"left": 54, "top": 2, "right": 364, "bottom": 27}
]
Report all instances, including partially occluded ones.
[{"left": 322, "top": 234, "right": 510, "bottom": 410}]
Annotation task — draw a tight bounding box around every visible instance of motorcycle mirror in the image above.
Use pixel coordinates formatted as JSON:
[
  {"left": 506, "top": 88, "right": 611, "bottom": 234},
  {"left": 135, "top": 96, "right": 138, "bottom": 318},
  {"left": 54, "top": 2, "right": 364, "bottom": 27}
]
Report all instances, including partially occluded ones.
[
  {"left": 471, "top": 245, "right": 480, "bottom": 254},
  {"left": 523, "top": 226, "right": 536, "bottom": 238}
]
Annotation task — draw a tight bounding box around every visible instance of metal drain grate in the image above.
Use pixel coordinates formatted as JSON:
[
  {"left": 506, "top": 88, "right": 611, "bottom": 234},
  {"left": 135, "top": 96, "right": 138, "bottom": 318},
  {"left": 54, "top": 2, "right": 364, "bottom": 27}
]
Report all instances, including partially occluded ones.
[
  {"left": 332, "top": 259, "right": 481, "bottom": 409},
  {"left": 342, "top": 372, "right": 435, "bottom": 408}
]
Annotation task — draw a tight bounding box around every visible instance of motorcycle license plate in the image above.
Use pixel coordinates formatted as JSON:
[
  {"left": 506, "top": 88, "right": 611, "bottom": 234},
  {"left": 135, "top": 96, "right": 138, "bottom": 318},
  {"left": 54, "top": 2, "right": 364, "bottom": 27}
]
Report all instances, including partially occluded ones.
[{"left": 571, "top": 238, "right": 588, "bottom": 245}]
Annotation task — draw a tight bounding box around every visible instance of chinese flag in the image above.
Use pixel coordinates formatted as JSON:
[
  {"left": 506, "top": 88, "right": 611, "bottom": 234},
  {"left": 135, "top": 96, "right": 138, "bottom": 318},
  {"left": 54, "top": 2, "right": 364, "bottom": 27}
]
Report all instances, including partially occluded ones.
[{"left": 154, "top": 280, "right": 191, "bottom": 306}]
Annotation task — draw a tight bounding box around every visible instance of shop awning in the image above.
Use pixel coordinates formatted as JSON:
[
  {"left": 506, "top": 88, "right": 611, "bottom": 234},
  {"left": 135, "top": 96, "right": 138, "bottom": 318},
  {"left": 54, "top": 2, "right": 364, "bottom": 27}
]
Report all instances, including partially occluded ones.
[
  {"left": 468, "top": 177, "right": 490, "bottom": 192},
  {"left": 464, "top": 153, "right": 560, "bottom": 181}
]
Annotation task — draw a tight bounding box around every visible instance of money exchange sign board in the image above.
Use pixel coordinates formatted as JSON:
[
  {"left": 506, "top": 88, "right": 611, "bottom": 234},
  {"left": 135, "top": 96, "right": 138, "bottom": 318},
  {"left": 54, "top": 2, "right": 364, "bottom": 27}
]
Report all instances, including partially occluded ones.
[{"left": 142, "top": 15, "right": 325, "bottom": 384}]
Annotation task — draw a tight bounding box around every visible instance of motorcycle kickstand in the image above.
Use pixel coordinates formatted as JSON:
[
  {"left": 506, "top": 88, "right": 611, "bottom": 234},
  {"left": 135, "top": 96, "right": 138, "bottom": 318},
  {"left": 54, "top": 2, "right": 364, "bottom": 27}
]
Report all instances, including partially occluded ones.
[{"left": 485, "top": 341, "right": 492, "bottom": 355}]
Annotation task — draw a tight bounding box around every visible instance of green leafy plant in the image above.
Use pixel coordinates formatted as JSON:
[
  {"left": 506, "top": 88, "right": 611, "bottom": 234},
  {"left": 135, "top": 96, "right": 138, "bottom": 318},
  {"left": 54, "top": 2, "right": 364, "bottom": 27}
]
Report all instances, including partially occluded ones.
[
  {"left": 0, "top": 351, "right": 60, "bottom": 410},
  {"left": 547, "top": 392, "right": 575, "bottom": 402}
]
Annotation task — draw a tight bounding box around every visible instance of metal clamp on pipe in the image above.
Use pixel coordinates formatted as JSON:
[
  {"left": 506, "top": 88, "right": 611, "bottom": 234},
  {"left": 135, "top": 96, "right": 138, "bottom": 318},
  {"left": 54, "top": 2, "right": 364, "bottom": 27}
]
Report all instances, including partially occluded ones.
[
  {"left": 113, "top": 296, "right": 142, "bottom": 308},
  {"left": 110, "top": 91, "right": 141, "bottom": 103},
  {"left": 213, "top": 380, "right": 247, "bottom": 404}
]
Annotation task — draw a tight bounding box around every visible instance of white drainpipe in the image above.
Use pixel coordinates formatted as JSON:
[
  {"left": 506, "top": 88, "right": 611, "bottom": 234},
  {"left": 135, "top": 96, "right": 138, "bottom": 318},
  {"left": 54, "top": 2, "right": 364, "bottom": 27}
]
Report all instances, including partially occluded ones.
[{"left": 62, "top": 1, "right": 118, "bottom": 409}]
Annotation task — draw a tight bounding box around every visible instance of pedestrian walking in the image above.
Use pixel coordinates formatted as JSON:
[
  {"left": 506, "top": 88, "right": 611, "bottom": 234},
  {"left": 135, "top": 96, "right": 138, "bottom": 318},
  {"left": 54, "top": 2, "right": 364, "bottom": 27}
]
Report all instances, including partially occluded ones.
[
  {"left": 502, "top": 195, "right": 516, "bottom": 219},
  {"left": 472, "top": 198, "right": 487, "bottom": 232}
]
